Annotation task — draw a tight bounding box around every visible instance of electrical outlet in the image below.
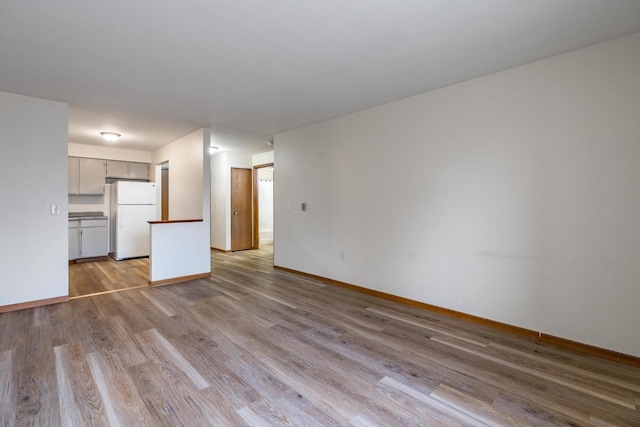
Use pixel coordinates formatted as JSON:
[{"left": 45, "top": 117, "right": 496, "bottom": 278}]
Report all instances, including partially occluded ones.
[
  {"left": 340, "top": 251, "right": 345, "bottom": 261},
  {"left": 50, "top": 203, "right": 60, "bottom": 215}
]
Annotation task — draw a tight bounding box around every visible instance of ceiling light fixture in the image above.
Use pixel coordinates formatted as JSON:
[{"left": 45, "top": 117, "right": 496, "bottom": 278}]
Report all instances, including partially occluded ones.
[
  {"left": 100, "top": 132, "right": 121, "bottom": 142},
  {"left": 209, "top": 146, "right": 219, "bottom": 154}
]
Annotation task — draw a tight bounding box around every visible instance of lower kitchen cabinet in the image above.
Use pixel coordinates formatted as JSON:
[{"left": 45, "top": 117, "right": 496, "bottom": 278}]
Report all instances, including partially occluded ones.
[
  {"left": 69, "top": 219, "right": 108, "bottom": 260},
  {"left": 68, "top": 220, "right": 80, "bottom": 260}
]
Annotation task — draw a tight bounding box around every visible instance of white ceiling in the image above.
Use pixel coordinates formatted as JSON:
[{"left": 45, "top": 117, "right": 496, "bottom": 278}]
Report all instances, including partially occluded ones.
[{"left": 1, "top": 0, "right": 640, "bottom": 153}]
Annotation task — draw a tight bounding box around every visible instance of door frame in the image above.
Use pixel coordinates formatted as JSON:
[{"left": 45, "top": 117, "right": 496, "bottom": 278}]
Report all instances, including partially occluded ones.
[{"left": 252, "top": 162, "right": 274, "bottom": 249}]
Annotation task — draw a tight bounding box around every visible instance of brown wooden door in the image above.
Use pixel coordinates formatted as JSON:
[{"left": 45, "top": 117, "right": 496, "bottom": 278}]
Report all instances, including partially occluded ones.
[
  {"left": 161, "top": 168, "right": 169, "bottom": 221},
  {"left": 231, "top": 168, "right": 252, "bottom": 251}
]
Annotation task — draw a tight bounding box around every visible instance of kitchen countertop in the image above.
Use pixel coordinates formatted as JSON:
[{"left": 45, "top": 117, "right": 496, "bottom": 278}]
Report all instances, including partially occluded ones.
[{"left": 69, "top": 211, "right": 108, "bottom": 220}]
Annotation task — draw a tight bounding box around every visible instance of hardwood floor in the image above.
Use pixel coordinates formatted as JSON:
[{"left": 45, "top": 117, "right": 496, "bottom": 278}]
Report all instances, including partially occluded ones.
[
  {"left": 69, "top": 257, "right": 149, "bottom": 298},
  {"left": 3, "top": 245, "right": 640, "bottom": 425}
]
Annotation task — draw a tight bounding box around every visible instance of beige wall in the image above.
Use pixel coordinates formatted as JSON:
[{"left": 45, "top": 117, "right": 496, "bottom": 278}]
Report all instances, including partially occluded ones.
[{"left": 274, "top": 33, "right": 640, "bottom": 357}]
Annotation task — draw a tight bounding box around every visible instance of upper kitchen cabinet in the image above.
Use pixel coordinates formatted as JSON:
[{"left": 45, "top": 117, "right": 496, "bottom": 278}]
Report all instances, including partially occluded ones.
[
  {"left": 105, "top": 160, "right": 150, "bottom": 180},
  {"left": 79, "top": 158, "right": 106, "bottom": 194},
  {"left": 106, "top": 160, "right": 129, "bottom": 178},
  {"left": 69, "top": 157, "right": 105, "bottom": 195},
  {"left": 129, "top": 162, "right": 149, "bottom": 180},
  {"left": 68, "top": 157, "right": 79, "bottom": 194}
]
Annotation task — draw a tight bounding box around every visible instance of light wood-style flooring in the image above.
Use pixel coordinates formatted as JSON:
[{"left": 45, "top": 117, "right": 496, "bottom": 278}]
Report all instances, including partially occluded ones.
[
  {"left": 3, "top": 245, "right": 640, "bottom": 425},
  {"left": 69, "top": 257, "right": 149, "bottom": 298}
]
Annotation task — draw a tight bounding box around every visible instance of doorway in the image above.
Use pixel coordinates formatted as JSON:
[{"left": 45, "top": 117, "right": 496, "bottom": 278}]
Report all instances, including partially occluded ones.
[
  {"left": 161, "top": 166, "right": 169, "bottom": 220},
  {"left": 252, "top": 163, "right": 274, "bottom": 249},
  {"left": 231, "top": 167, "right": 252, "bottom": 251}
]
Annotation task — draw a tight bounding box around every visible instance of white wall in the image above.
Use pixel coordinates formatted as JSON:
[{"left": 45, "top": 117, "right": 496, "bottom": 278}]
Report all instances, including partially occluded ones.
[
  {"left": 257, "top": 167, "right": 274, "bottom": 244},
  {"left": 258, "top": 183, "right": 274, "bottom": 244},
  {"left": 150, "top": 221, "right": 210, "bottom": 281},
  {"left": 257, "top": 167, "right": 273, "bottom": 181},
  {"left": 210, "top": 151, "right": 253, "bottom": 250},
  {"left": 275, "top": 33, "right": 640, "bottom": 357},
  {"left": 210, "top": 152, "right": 227, "bottom": 250},
  {"left": 68, "top": 193, "right": 110, "bottom": 215},
  {"left": 149, "top": 128, "right": 211, "bottom": 282},
  {"left": 253, "top": 150, "right": 274, "bottom": 166},
  {"left": 0, "top": 91, "right": 68, "bottom": 306},
  {"left": 255, "top": 151, "right": 275, "bottom": 245},
  {"left": 152, "top": 129, "right": 207, "bottom": 220},
  {"left": 68, "top": 143, "right": 152, "bottom": 163}
]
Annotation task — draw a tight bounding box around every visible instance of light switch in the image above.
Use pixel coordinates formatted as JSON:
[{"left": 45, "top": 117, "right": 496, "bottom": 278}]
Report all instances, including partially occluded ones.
[{"left": 50, "top": 203, "right": 60, "bottom": 215}]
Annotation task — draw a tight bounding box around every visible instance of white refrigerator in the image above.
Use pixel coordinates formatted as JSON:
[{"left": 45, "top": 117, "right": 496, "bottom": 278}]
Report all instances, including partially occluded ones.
[{"left": 110, "top": 181, "right": 157, "bottom": 260}]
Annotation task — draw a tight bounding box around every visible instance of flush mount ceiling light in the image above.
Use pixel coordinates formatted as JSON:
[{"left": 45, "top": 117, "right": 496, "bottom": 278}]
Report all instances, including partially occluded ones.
[{"left": 100, "top": 132, "right": 121, "bottom": 142}]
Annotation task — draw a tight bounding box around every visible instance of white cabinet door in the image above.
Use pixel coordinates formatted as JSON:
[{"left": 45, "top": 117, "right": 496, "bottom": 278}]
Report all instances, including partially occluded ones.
[
  {"left": 129, "top": 162, "right": 149, "bottom": 180},
  {"left": 68, "top": 157, "right": 79, "bottom": 195},
  {"left": 78, "top": 158, "right": 105, "bottom": 194},
  {"left": 68, "top": 222, "right": 80, "bottom": 260},
  {"left": 106, "top": 160, "right": 129, "bottom": 178},
  {"left": 80, "top": 224, "right": 108, "bottom": 258}
]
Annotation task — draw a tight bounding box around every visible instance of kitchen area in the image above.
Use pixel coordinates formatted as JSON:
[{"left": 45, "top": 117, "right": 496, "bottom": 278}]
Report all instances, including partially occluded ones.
[{"left": 68, "top": 154, "right": 156, "bottom": 297}]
